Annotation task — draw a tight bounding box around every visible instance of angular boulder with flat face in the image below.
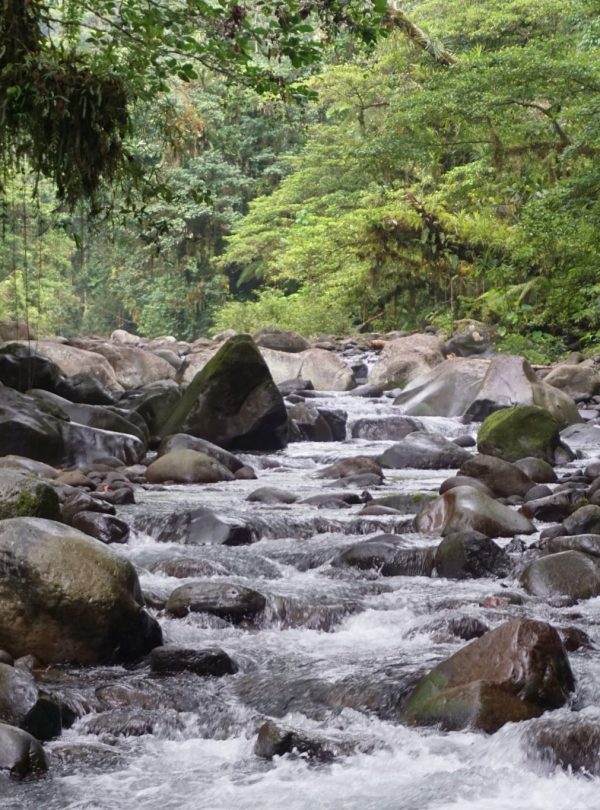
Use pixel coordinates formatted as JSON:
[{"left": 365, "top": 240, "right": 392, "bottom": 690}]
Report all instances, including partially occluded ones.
[
  {"left": 0, "top": 518, "right": 161, "bottom": 664},
  {"left": 402, "top": 618, "right": 574, "bottom": 732},
  {"left": 379, "top": 431, "right": 470, "bottom": 470},
  {"left": 159, "top": 335, "right": 288, "bottom": 451},
  {"left": 414, "top": 485, "right": 534, "bottom": 538}
]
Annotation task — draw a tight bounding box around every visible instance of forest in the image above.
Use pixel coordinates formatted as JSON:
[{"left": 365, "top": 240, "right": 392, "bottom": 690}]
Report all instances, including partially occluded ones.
[{"left": 1, "top": 1, "right": 599, "bottom": 361}]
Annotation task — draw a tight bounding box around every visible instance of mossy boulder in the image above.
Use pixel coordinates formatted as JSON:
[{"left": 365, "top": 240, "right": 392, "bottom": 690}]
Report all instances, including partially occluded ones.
[
  {"left": 434, "top": 530, "right": 511, "bottom": 579},
  {"left": 0, "top": 518, "right": 162, "bottom": 664},
  {"left": 0, "top": 470, "right": 60, "bottom": 521},
  {"left": 158, "top": 334, "right": 288, "bottom": 451},
  {"left": 477, "top": 405, "right": 561, "bottom": 463},
  {"left": 402, "top": 618, "right": 574, "bottom": 732}
]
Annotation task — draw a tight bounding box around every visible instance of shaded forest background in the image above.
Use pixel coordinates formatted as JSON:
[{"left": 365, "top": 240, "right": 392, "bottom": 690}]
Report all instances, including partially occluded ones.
[{"left": 1, "top": 0, "right": 599, "bottom": 362}]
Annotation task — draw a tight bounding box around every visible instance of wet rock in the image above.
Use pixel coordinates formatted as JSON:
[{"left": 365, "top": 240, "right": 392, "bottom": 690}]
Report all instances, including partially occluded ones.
[
  {"left": 89, "top": 343, "right": 176, "bottom": 389},
  {"left": 288, "top": 403, "right": 333, "bottom": 441},
  {"left": 317, "top": 457, "right": 383, "bottom": 480},
  {"left": 349, "top": 416, "right": 420, "bottom": 441},
  {"left": 51, "top": 741, "right": 125, "bottom": 773},
  {"left": 453, "top": 434, "right": 476, "bottom": 448},
  {"left": 234, "top": 465, "right": 257, "bottom": 480},
  {"left": 23, "top": 340, "right": 123, "bottom": 391},
  {"left": 523, "top": 715, "right": 600, "bottom": 775},
  {"left": 333, "top": 535, "right": 435, "bottom": 577},
  {"left": 150, "top": 646, "right": 238, "bottom": 676},
  {"left": 520, "top": 494, "right": 573, "bottom": 522},
  {"left": 119, "top": 384, "right": 183, "bottom": 436},
  {"left": 402, "top": 618, "right": 574, "bottom": 732},
  {"left": 132, "top": 506, "right": 255, "bottom": 546},
  {"left": 148, "top": 557, "right": 229, "bottom": 578},
  {"left": 324, "top": 472, "right": 383, "bottom": 488},
  {"left": 255, "top": 720, "right": 337, "bottom": 762},
  {"left": 0, "top": 456, "right": 58, "bottom": 478},
  {"left": 414, "top": 486, "right": 535, "bottom": 538},
  {"left": 166, "top": 581, "right": 266, "bottom": 623},
  {"left": 146, "top": 449, "right": 234, "bottom": 484},
  {"left": 348, "top": 383, "right": 383, "bottom": 398},
  {"left": 434, "top": 531, "right": 511, "bottom": 579},
  {"left": 559, "top": 627, "right": 594, "bottom": 652},
  {"left": 278, "top": 378, "right": 314, "bottom": 396},
  {"left": 459, "top": 454, "right": 534, "bottom": 498},
  {"left": 477, "top": 406, "right": 561, "bottom": 463},
  {"left": 514, "top": 457, "right": 557, "bottom": 484},
  {"left": 560, "top": 423, "right": 600, "bottom": 459},
  {"left": 80, "top": 709, "right": 183, "bottom": 738},
  {"left": 302, "top": 494, "right": 351, "bottom": 509},
  {"left": 0, "top": 384, "right": 65, "bottom": 465},
  {"left": 247, "top": 487, "right": 298, "bottom": 505},
  {"left": 61, "top": 491, "right": 116, "bottom": 523},
  {"left": 0, "top": 652, "right": 12, "bottom": 666},
  {"left": 71, "top": 512, "right": 130, "bottom": 544},
  {"left": 297, "top": 348, "right": 356, "bottom": 392},
  {"left": 446, "top": 616, "right": 490, "bottom": 641},
  {"left": 157, "top": 434, "right": 244, "bottom": 473},
  {"left": 379, "top": 431, "right": 470, "bottom": 470},
  {"left": 538, "top": 534, "right": 600, "bottom": 558},
  {"left": 0, "top": 469, "right": 60, "bottom": 520},
  {"left": 0, "top": 518, "right": 161, "bottom": 664},
  {"left": 370, "top": 493, "right": 436, "bottom": 513},
  {"left": 159, "top": 335, "right": 288, "bottom": 451},
  {"left": 368, "top": 334, "right": 444, "bottom": 390},
  {"left": 561, "top": 504, "right": 600, "bottom": 536},
  {"left": 0, "top": 722, "right": 48, "bottom": 778},
  {"left": 318, "top": 409, "right": 347, "bottom": 441},
  {"left": 524, "top": 484, "right": 553, "bottom": 501},
  {"left": 520, "top": 551, "right": 600, "bottom": 601},
  {"left": 359, "top": 504, "right": 402, "bottom": 516},
  {"left": 439, "top": 476, "right": 493, "bottom": 497},
  {"left": 253, "top": 328, "right": 310, "bottom": 353}
]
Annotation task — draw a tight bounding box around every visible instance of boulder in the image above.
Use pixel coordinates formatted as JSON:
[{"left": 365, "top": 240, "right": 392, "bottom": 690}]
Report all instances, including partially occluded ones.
[
  {"left": 61, "top": 422, "right": 145, "bottom": 468},
  {"left": 523, "top": 715, "right": 600, "bottom": 776},
  {"left": 260, "top": 347, "right": 356, "bottom": 391},
  {"left": 0, "top": 518, "right": 161, "bottom": 664},
  {"left": 560, "top": 423, "right": 600, "bottom": 458},
  {"left": 22, "top": 341, "right": 123, "bottom": 390},
  {"left": 288, "top": 403, "right": 333, "bottom": 442},
  {"left": 150, "top": 646, "right": 238, "bottom": 676},
  {"left": 333, "top": 536, "right": 435, "bottom": 576},
  {"left": 561, "top": 504, "right": 600, "bottom": 536},
  {"left": 0, "top": 470, "right": 60, "bottom": 520},
  {"left": 253, "top": 328, "right": 310, "bottom": 353},
  {"left": 110, "top": 329, "right": 140, "bottom": 345},
  {"left": 247, "top": 487, "right": 298, "bottom": 505},
  {"left": 520, "top": 493, "right": 573, "bottom": 522},
  {"left": 166, "top": 581, "right": 266, "bottom": 623},
  {"left": 434, "top": 531, "right": 511, "bottom": 579},
  {"left": 0, "top": 344, "right": 63, "bottom": 393},
  {"left": 439, "top": 476, "right": 493, "bottom": 497},
  {"left": 316, "top": 457, "right": 383, "bottom": 480},
  {"left": 71, "top": 512, "right": 130, "bottom": 544},
  {"left": 0, "top": 722, "right": 48, "bottom": 778},
  {"left": 543, "top": 362, "right": 600, "bottom": 397},
  {"left": 0, "top": 456, "right": 58, "bottom": 478},
  {"left": 119, "top": 384, "right": 183, "bottom": 436},
  {"left": 157, "top": 434, "right": 244, "bottom": 472},
  {"left": 464, "top": 356, "right": 580, "bottom": 425},
  {"left": 443, "top": 322, "right": 492, "bottom": 357},
  {"left": 89, "top": 343, "right": 176, "bottom": 389},
  {"left": 402, "top": 618, "right": 574, "bottom": 732},
  {"left": 521, "top": 551, "right": 600, "bottom": 600},
  {"left": 0, "top": 320, "right": 34, "bottom": 341},
  {"left": 368, "top": 333, "right": 444, "bottom": 390},
  {"left": 146, "top": 450, "right": 234, "bottom": 484},
  {"left": 255, "top": 720, "right": 337, "bottom": 762},
  {"left": 477, "top": 406, "right": 561, "bottom": 463},
  {"left": 159, "top": 335, "right": 288, "bottom": 451},
  {"left": 513, "top": 457, "right": 557, "bottom": 484},
  {"left": 459, "top": 454, "right": 534, "bottom": 497},
  {"left": 349, "top": 416, "right": 421, "bottom": 441},
  {"left": 414, "top": 486, "right": 535, "bottom": 538},
  {"left": 393, "top": 358, "right": 489, "bottom": 417},
  {"left": 379, "top": 432, "right": 470, "bottom": 470},
  {"left": 0, "top": 384, "right": 65, "bottom": 465},
  {"left": 537, "top": 534, "right": 600, "bottom": 557}
]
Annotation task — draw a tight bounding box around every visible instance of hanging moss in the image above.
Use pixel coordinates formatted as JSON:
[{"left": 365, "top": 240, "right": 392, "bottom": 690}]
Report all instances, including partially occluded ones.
[{"left": 0, "top": 1, "right": 129, "bottom": 204}]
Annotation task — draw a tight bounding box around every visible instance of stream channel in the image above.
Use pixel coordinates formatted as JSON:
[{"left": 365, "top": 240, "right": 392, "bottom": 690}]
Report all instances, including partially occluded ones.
[{"left": 4, "top": 377, "right": 600, "bottom": 810}]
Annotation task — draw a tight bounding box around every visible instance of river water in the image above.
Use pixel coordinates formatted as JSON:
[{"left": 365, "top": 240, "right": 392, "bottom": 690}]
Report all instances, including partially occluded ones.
[{"left": 4, "top": 388, "right": 600, "bottom": 810}]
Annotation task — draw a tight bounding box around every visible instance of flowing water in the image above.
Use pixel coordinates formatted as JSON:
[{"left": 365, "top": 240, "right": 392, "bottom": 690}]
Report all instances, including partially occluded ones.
[{"left": 4, "top": 387, "right": 600, "bottom": 810}]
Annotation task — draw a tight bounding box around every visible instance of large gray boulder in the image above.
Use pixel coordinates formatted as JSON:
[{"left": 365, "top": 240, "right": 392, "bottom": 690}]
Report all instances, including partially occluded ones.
[
  {"left": 88, "top": 343, "right": 177, "bottom": 389},
  {"left": 0, "top": 384, "right": 65, "bottom": 465},
  {"left": 0, "top": 518, "right": 161, "bottom": 664},
  {"left": 459, "top": 454, "right": 534, "bottom": 497},
  {"left": 157, "top": 434, "right": 244, "bottom": 472},
  {"left": 394, "top": 356, "right": 580, "bottom": 425},
  {"left": 159, "top": 335, "right": 288, "bottom": 451},
  {"left": 368, "top": 334, "right": 444, "bottom": 390},
  {"left": 20, "top": 340, "right": 123, "bottom": 391},
  {"left": 379, "top": 431, "right": 470, "bottom": 470},
  {"left": 260, "top": 347, "right": 356, "bottom": 391},
  {"left": 166, "top": 581, "right": 266, "bottom": 623},
  {"left": 402, "top": 618, "right": 574, "bottom": 732},
  {"left": 543, "top": 361, "right": 600, "bottom": 397},
  {"left": 414, "top": 486, "right": 535, "bottom": 537},
  {"left": 253, "top": 328, "right": 310, "bottom": 353}
]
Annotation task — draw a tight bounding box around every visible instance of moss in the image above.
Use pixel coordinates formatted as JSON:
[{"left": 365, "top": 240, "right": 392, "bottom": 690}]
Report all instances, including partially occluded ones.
[
  {"left": 0, "top": 483, "right": 60, "bottom": 521},
  {"left": 477, "top": 405, "right": 560, "bottom": 463}
]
